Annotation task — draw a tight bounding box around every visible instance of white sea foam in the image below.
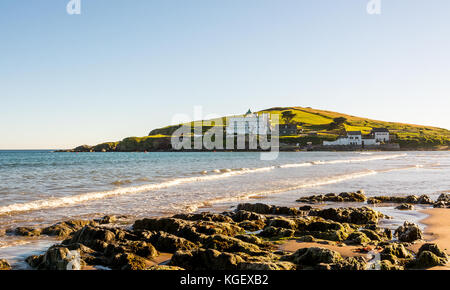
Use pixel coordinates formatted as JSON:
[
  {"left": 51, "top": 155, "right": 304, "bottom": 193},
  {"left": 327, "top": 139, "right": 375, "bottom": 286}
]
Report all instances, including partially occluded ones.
[{"left": 0, "top": 153, "right": 406, "bottom": 215}]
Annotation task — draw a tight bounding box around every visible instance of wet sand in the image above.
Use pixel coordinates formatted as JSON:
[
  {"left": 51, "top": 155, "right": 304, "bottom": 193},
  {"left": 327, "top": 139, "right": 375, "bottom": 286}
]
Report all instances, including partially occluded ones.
[{"left": 408, "top": 208, "right": 450, "bottom": 270}]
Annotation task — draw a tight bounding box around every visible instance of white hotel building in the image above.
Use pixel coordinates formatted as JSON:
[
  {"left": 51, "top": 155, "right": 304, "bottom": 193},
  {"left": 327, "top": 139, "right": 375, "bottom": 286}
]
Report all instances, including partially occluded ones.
[{"left": 226, "top": 112, "right": 272, "bottom": 135}]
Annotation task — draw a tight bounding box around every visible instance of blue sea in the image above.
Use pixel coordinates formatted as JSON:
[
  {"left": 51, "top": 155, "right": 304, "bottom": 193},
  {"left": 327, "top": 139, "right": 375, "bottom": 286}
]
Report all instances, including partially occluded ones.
[{"left": 0, "top": 150, "right": 449, "bottom": 267}]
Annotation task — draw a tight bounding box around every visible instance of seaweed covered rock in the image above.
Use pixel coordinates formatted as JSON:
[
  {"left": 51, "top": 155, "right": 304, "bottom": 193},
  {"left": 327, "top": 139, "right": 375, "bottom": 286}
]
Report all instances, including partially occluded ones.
[
  {"left": 395, "top": 222, "right": 423, "bottom": 243},
  {"left": 231, "top": 210, "right": 266, "bottom": 223},
  {"left": 434, "top": 193, "right": 450, "bottom": 208},
  {"left": 408, "top": 243, "right": 448, "bottom": 269},
  {"left": 12, "top": 227, "right": 41, "bottom": 237},
  {"left": 170, "top": 248, "right": 244, "bottom": 270},
  {"left": 395, "top": 204, "right": 414, "bottom": 210},
  {"left": 309, "top": 207, "right": 381, "bottom": 225},
  {"left": 173, "top": 213, "right": 233, "bottom": 223},
  {"left": 142, "top": 231, "right": 197, "bottom": 253},
  {"left": 236, "top": 203, "right": 299, "bottom": 216},
  {"left": 281, "top": 247, "right": 343, "bottom": 267},
  {"left": 331, "top": 256, "right": 367, "bottom": 270},
  {"left": 42, "top": 220, "right": 98, "bottom": 238},
  {"left": 345, "top": 232, "right": 371, "bottom": 245},
  {"left": 238, "top": 220, "right": 266, "bottom": 231},
  {"left": 296, "top": 191, "right": 367, "bottom": 203},
  {"left": 28, "top": 246, "right": 83, "bottom": 270},
  {"left": 367, "top": 195, "right": 433, "bottom": 205},
  {"left": 63, "top": 226, "right": 117, "bottom": 251},
  {"left": 0, "top": 259, "right": 11, "bottom": 270},
  {"left": 258, "top": 226, "right": 295, "bottom": 239},
  {"left": 133, "top": 218, "right": 243, "bottom": 242},
  {"left": 379, "top": 260, "right": 404, "bottom": 270},
  {"left": 112, "top": 252, "right": 154, "bottom": 270},
  {"left": 202, "top": 234, "right": 264, "bottom": 255},
  {"left": 266, "top": 217, "right": 297, "bottom": 230},
  {"left": 380, "top": 243, "right": 413, "bottom": 264}
]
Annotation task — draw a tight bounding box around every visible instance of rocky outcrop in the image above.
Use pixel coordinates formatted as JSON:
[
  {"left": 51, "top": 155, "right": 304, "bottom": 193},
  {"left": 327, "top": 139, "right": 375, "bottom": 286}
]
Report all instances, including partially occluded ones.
[
  {"left": 236, "top": 203, "right": 301, "bottom": 216},
  {"left": 170, "top": 248, "right": 245, "bottom": 270},
  {"left": 408, "top": 243, "right": 448, "bottom": 269},
  {"left": 308, "top": 207, "right": 382, "bottom": 225},
  {"left": 22, "top": 199, "right": 447, "bottom": 271},
  {"left": 395, "top": 222, "right": 423, "bottom": 243},
  {"left": 368, "top": 195, "right": 434, "bottom": 205},
  {"left": 434, "top": 193, "right": 450, "bottom": 208},
  {"left": 395, "top": 203, "right": 414, "bottom": 210},
  {"left": 296, "top": 191, "right": 367, "bottom": 203},
  {"left": 42, "top": 220, "right": 99, "bottom": 238}
]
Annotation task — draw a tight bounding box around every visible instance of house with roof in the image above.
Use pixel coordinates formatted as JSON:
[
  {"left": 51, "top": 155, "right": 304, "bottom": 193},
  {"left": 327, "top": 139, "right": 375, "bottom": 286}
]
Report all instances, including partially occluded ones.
[
  {"left": 323, "top": 129, "right": 389, "bottom": 147},
  {"left": 371, "top": 128, "right": 390, "bottom": 142}
]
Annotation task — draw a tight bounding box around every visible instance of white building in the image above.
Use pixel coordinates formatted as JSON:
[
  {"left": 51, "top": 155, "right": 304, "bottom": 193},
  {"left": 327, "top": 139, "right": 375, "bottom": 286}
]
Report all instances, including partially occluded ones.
[
  {"left": 372, "top": 128, "right": 390, "bottom": 142},
  {"left": 323, "top": 131, "right": 381, "bottom": 147},
  {"left": 226, "top": 111, "right": 272, "bottom": 135}
]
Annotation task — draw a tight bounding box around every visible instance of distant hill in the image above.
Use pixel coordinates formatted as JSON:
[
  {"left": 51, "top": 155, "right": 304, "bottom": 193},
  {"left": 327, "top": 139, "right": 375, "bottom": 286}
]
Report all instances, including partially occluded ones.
[{"left": 66, "top": 106, "right": 450, "bottom": 152}]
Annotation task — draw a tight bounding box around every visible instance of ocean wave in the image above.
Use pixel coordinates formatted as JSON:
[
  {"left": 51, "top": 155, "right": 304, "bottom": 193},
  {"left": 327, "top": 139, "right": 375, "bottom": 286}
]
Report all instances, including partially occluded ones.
[{"left": 0, "top": 153, "right": 406, "bottom": 215}]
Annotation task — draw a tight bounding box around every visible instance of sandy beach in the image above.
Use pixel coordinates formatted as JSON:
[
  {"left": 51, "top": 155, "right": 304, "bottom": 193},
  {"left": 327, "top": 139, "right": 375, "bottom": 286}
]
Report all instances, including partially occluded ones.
[{"left": 409, "top": 208, "right": 450, "bottom": 270}]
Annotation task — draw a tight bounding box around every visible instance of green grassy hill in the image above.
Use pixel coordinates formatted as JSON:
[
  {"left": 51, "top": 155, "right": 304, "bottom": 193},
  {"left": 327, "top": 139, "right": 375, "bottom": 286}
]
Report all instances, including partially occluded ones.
[{"left": 68, "top": 106, "right": 450, "bottom": 152}]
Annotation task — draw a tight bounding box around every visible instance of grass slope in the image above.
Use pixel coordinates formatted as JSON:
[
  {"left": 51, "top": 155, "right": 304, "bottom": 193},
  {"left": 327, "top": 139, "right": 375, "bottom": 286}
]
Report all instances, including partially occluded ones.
[{"left": 75, "top": 106, "right": 450, "bottom": 151}]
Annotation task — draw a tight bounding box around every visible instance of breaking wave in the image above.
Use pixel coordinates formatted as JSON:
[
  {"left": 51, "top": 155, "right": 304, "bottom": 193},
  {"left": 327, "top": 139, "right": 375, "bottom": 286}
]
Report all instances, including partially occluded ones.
[{"left": 0, "top": 154, "right": 406, "bottom": 215}]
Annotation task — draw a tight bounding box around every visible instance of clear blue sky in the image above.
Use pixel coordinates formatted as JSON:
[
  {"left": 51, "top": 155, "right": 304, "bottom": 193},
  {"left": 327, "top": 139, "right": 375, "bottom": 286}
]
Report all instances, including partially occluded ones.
[{"left": 1, "top": 0, "right": 449, "bottom": 149}]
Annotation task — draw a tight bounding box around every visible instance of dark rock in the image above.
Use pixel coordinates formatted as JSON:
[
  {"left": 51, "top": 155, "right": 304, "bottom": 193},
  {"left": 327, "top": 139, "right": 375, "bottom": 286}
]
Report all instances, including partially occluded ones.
[
  {"left": 133, "top": 218, "right": 243, "bottom": 243},
  {"left": 309, "top": 207, "right": 381, "bottom": 225},
  {"left": 417, "top": 195, "right": 434, "bottom": 205},
  {"left": 282, "top": 247, "right": 343, "bottom": 266},
  {"left": 395, "top": 222, "right": 423, "bottom": 243},
  {"left": 299, "top": 205, "right": 312, "bottom": 211},
  {"left": 97, "top": 215, "right": 117, "bottom": 224},
  {"left": 42, "top": 220, "right": 98, "bottom": 238},
  {"left": 170, "top": 248, "right": 245, "bottom": 270},
  {"left": 266, "top": 217, "right": 297, "bottom": 230},
  {"left": 231, "top": 210, "right": 265, "bottom": 223},
  {"left": 112, "top": 253, "right": 153, "bottom": 270},
  {"left": 236, "top": 203, "right": 300, "bottom": 216},
  {"left": 296, "top": 191, "right": 367, "bottom": 203},
  {"left": 14, "top": 227, "right": 41, "bottom": 237},
  {"left": 236, "top": 203, "right": 273, "bottom": 214},
  {"left": 203, "top": 234, "right": 264, "bottom": 255},
  {"left": 27, "top": 246, "right": 83, "bottom": 270},
  {"left": 331, "top": 256, "right": 367, "bottom": 270},
  {"left": 408, "top": 243, "right": 449, "bottom": 269},
  {"left": 395, "top": 204, "right": 414, "bottom": 210},
  {"left": 258, "top": 226, "right": 294, "bottom": 238},
  {"left": 173, "top": 213, "right": 233, "bottom": 223},
  {"left": 238, "top": 220, "right": 266, "bottom": 231},
  {"left": 0, "top": 259, "right": 11, "bottom": 270},
  {"left": 345, "top": 232, "right": 371, "bottom": 245},
  {"left": 380, "top": 260, "right": 404, "bottom": 270},
  {"left": 145, "top": 231, "right": 197, "bottom": 253},
  {"left": 380, "top": 243, "right": 413, "bottom": 263}
]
